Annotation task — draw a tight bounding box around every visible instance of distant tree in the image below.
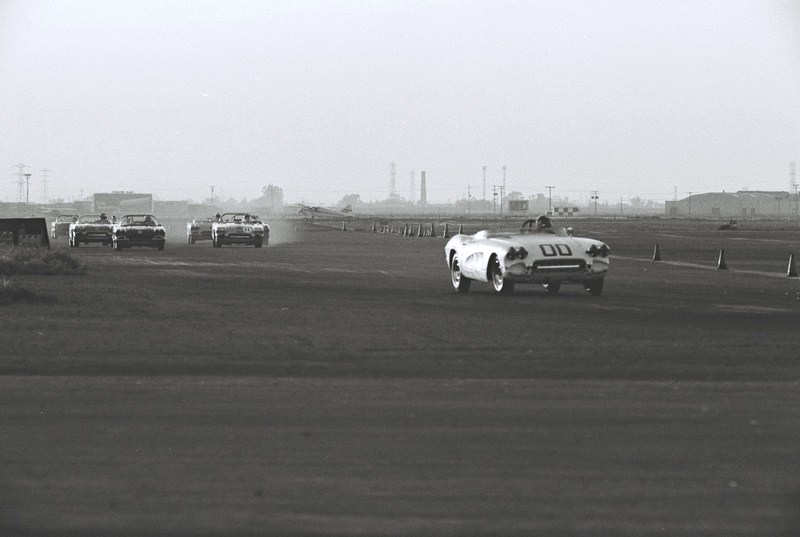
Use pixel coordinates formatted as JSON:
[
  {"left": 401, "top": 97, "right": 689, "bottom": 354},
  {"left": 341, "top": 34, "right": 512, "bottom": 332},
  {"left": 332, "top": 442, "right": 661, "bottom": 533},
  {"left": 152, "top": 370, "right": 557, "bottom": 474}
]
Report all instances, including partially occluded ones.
[
  {"left": 506, "top": 191, "right": 524, "bottom": 201},
  {"left": 259, "top": 185, "right": 284, "bottom": 214},
  {"left": 338, "top": 193, "right": 361, "bottom": 208}
]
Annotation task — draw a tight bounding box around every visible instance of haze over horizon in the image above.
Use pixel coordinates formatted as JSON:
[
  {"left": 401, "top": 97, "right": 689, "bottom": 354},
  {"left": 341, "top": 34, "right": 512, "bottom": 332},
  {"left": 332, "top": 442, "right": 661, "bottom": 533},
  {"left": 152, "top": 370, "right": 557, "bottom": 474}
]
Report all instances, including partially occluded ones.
[{"left": 1, "top": 0, "right": 798, "bottom": 207}]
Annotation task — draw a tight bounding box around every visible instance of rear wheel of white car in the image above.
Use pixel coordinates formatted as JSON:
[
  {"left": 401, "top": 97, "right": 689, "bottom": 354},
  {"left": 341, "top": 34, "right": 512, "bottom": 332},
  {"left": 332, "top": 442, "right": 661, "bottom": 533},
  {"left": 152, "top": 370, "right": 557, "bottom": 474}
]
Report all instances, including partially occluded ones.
[
  {"left": 490, "top": 256, "right": 514, "bottom": 294},
  {"left": 254, "top": 239, "right": 263, "bottom": 248},
  {"left": 450, "top": 254, "right": 471, "bottom": 293},
  {"left": 543, "top": 282, "right": 561, "bottom": 294},
  {"left": 584, "top": 278, "right": 604, "bottom": 296}
]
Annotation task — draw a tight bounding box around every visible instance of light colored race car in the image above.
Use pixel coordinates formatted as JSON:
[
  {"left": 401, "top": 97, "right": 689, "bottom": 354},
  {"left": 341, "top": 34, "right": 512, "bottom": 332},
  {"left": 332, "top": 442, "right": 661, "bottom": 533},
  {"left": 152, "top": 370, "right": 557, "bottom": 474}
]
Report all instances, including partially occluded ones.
[
  {"left": 186, "top": 217, "right": 215, "bottom": 243},
  {"left": 112, "top": 214, "right": 166, "bottom": 251},
  {"left": 211, "top": 213, "right": 266, "bottom": 248},
  {"left": 444, "top": 217, "right": 610, "bottom": 295},
  {"left": 51, "top": 214, "right": 77, "bottom": 238},
  {"left": 69, "top": 214, "right": 114, "bottom": 247}
]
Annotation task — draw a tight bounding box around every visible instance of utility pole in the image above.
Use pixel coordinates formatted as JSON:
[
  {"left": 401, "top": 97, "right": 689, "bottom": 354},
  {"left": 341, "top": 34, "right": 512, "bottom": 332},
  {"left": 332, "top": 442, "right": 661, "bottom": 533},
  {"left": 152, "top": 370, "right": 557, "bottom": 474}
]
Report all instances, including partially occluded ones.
[
  {"left": 41, "top": 168, "right": 50, "bottom": 204},
  {"left": 502, "top": 165, "right": 506, "bottom": 214},
  {"left": 591, "top": 190, "right": 599, "bottom": 216},
  {"left": 619, "top": 197, "right": 623, "bottom": 216},
  {"left": 545, "top": 186, "right": 554, "bottom": 216},
  {"left": 790, "top": 162, "right": 797, "bottom": 218},
  {"left": 467, "top": 185, "right": 471, "bottom": 214},
  {"left": 210, "top": 185, "right": 215, "bottom": 206},
  {"left": 687, "top": 192, "right": 693, "bottom": 216},
  {"left": 24, "top": 173, "right": 32, "bottom": 204},
  {"left": 482, "top": 166, "right": 487, "bottom": 201},
  {"left": 492, "top": 185, "right": 497, "bottom": 213}
]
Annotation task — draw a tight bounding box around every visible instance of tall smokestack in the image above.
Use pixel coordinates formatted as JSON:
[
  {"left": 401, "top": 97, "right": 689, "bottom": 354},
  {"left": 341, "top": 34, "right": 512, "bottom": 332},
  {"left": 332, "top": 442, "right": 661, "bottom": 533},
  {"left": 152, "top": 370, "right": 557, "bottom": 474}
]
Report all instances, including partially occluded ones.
[{"left": 420, "top": 171, "right": 427, "bottom": 204}]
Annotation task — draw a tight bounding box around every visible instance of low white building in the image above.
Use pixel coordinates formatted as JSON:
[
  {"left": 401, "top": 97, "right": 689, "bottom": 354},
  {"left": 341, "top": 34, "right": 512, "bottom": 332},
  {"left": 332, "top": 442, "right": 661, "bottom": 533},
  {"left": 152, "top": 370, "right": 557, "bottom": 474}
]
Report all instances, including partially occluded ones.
[{"left": 665, "top": 191, "right": 796, "bottom": 218}]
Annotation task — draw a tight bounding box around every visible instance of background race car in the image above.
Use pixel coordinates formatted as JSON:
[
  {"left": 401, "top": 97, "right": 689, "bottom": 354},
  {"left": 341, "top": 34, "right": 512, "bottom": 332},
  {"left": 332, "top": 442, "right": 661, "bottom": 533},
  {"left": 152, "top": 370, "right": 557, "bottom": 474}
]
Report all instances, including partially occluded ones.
[
  {"left": 69, "top": 214, "right": 113, "bottom": 247},
  {"left": 112, "top": 214, "right": 166, "bottom": 251},
  {"left": 211, "top": 213, "right": 266, "bottom": 248},
  {"left": 186, "top": 217, "right": 215, "bottom": 243},
  {"left": 51, "top": 215, "right": 77, "bottom": 238}
]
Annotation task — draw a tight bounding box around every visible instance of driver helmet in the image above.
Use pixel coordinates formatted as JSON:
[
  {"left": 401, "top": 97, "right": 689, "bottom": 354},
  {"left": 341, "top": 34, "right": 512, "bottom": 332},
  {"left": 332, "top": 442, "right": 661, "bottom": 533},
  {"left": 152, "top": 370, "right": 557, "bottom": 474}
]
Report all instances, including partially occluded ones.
[
  {"left": 536, "top": 214, "right": 552, "bottom": 229},
  {"left": 100, "top": 212, "right": 107, "bottom": 220}
]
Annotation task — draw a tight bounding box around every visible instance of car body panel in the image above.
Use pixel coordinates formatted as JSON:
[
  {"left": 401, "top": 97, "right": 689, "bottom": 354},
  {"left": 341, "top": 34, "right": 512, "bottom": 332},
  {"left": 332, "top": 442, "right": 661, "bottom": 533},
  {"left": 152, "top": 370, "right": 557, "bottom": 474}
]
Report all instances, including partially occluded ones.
[
  {"left": 69, "top": 215, "right": 113, "bottom": 246},
  {"left": 444, "top": 223, "right": 610, "bottom": 293},
  {"left": 211, "top": 213, "right": 266, "bottom": 247},
  {"left": 112, "top": 214, "right": 166, "bottom": 250}
]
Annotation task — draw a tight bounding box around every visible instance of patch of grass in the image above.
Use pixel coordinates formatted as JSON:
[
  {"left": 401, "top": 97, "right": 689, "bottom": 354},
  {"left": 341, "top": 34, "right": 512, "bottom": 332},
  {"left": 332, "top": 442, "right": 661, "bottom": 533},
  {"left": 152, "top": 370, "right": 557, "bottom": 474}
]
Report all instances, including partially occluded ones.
[
  {"left": 0, "top": 247, "right": 87, "bottom": 275},
  {"left": 0, "top": 275, "right": 38, "bottom": 305}
]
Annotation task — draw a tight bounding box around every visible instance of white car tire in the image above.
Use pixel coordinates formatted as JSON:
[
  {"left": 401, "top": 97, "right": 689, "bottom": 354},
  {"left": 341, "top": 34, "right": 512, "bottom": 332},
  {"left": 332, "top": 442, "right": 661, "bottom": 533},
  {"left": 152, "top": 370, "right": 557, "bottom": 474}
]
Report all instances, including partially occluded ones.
[
  {"left": 450, "top": 254, "right": 471, "bottom": 293},
  {"left": 490, "top": 256, "right": 514, "bottom": 294}
]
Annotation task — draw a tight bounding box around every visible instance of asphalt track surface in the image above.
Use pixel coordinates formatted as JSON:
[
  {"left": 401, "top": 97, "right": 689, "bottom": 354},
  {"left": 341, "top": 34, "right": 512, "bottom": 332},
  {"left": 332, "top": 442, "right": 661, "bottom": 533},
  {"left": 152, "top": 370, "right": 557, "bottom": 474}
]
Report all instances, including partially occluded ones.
[{"left": 2, "top": 218, "right": 800, "bottom": 536}]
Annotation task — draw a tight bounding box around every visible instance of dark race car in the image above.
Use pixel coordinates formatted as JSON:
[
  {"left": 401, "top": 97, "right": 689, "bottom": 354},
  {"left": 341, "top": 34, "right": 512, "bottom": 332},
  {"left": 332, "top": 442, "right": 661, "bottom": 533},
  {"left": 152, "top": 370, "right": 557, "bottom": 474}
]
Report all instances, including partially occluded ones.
[{"left": 112, "top": 214, "right": 166, "bottom": 251}]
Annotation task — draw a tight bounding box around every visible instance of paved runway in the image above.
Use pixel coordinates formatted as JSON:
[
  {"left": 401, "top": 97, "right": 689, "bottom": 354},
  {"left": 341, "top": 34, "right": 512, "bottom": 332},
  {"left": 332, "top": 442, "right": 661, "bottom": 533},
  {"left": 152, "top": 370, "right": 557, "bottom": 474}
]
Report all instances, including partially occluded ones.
[{"left": 1, "top": 218, "right": 799, "bottom": 535}]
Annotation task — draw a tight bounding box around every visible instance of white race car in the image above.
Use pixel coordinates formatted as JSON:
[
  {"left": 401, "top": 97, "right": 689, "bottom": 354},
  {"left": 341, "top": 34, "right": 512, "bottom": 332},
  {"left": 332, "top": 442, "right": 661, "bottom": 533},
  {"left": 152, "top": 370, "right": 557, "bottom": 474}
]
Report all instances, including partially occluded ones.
[
  {"left": 444, "top": 217, "right": 610, "bottom": 295},
  {"left": 69, "top": 214, "right": 114, "bottom": 247},
  {"left": 211, "top": 213, "right": 266, "bottom": 248},
  {"left": 51, "top": 214, "right": 77, "bottom": 238},
  {"left": 186, "top": 217, "right": 215, "bottom": 243}
]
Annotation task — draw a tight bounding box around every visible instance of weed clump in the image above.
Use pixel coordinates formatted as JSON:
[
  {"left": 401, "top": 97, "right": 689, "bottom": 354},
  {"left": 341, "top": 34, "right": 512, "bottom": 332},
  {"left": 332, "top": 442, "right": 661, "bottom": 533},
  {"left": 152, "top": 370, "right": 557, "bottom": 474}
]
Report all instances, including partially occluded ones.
[
  {"left": 0, "top": 276, "right": 37, "bottom": 305},
  {"left": 0, "top": 248, "right": 87, "bottom": 275}
]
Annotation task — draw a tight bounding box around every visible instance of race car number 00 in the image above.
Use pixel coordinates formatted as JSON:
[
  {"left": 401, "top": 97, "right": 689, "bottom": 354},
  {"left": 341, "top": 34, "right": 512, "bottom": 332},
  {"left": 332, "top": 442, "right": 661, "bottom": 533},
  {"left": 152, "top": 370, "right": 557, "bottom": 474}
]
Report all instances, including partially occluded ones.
[{"left": 539, "top": 244, "right": 572, "bottom": 257}]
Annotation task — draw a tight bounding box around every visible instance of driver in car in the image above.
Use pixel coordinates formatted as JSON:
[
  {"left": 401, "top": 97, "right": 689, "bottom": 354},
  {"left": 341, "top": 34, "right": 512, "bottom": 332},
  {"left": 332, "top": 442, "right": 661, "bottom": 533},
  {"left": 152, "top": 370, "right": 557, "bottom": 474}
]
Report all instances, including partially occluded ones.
[{"left": 536, "top": 214, "right": 556, "bottom": 234}]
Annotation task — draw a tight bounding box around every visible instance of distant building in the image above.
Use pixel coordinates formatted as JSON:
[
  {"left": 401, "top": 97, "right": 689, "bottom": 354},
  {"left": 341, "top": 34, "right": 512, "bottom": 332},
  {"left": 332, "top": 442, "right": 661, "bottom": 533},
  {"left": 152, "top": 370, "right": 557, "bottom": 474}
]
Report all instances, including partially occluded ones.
[
  {"left": 93, "top": 191, "right": 153, "bottom": 215},
  {"left": 666, "top": 191, "right": 796, "bottom": 218}
]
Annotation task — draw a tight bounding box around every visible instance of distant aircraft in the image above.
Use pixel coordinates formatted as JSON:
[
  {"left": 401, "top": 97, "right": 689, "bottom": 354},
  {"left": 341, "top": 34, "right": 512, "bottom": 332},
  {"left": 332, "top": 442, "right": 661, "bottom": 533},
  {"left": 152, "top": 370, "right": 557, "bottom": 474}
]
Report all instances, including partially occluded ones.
[{"left": 292, "top": 203, "right": 355, "bottom": 220}]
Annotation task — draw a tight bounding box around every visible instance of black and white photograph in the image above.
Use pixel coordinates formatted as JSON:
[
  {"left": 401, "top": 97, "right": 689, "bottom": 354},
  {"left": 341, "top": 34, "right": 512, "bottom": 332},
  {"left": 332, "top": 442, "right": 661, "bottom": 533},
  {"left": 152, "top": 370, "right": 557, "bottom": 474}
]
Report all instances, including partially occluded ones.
[{"left": 1, "top": 1, "right": 799, "bottom": 535}]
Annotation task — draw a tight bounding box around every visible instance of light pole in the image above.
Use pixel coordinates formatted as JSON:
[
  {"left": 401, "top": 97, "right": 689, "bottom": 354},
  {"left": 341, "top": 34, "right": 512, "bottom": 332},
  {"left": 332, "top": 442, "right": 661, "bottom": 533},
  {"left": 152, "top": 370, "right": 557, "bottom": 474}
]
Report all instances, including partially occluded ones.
[
  {"left": 545, "top": 186, "right": 554, "bottom": 216},
  {"left": 591, "top": 191, "right": 599, "bottom": 216}
]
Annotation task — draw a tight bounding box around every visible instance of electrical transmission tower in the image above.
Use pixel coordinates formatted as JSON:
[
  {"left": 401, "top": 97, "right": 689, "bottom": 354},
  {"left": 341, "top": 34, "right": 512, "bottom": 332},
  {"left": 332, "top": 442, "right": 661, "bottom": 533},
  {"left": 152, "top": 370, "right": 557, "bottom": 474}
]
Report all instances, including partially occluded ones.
[{"left": 12, "top": 163, "right": 29, "bottom": 203}]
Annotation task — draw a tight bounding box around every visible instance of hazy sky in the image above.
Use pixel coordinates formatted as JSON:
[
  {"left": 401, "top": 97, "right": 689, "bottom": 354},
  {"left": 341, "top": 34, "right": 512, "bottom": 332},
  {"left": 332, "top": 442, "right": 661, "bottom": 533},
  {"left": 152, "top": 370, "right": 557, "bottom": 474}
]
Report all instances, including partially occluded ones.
[{"left": 1, "top": 0, "right": 799, "bottom": 205}]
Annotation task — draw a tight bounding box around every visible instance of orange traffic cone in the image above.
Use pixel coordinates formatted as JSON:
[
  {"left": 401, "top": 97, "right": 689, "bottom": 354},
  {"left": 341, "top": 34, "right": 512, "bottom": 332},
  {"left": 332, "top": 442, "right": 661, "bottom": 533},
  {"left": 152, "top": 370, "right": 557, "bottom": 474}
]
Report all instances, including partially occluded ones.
[
  {"left": 442, "top": 223, "right": 450, "bottom": 239},
  {"left": 371, "top": 222, "right": 377, "bottom": 232},
  {"left": 787, "top": 253, "right": 798, "bottom": 278},
  {"left": 652, "top": 243, "right": 662, "bottom": 261},
  {"left": 458, "top": 224, "right": 463, "bottom": 235},
  {"left": 342, "top": 221, "right": 347, "bottom": 232},
  {"left": 429, "top": 223, "right": 436, "bottom": 237},
  {"left": 716, "top": 249, "right": 727, "bottom": 270}
]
